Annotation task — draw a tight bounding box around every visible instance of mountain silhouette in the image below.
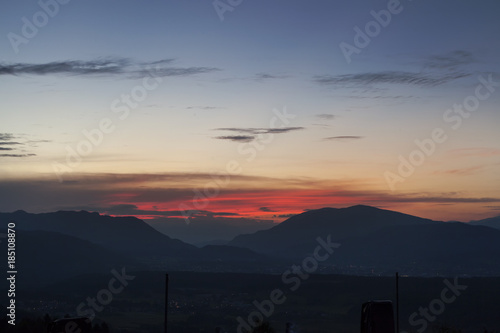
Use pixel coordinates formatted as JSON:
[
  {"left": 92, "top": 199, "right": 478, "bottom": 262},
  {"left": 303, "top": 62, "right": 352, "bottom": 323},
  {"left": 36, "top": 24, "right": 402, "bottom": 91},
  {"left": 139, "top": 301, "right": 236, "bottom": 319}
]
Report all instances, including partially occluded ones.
[
  {"left": 0, "top": 210, "right": 197, "bottom": 258},
  {"left": 229, "top": 205, "right": 438, "bottom": 257},
  {"left": 147, "top": 216, "right": 275, "bottom": 245},
  {"left": 229, "top": 205, "right": 500, "bottom": 275},
  {"left": 336, "top": 222, "right": 500, "bottom": 275},
  {"left": 470, "top": 215, "right": 500, "bottom": 230},
  {"left": 0, "top": 210, "right": 268, "bottom": 274},
  {"left": 3, "top": 206, "right": 500, "bottom": 277},
  {"left": 1, "top": 229, "right": 140, "bottom": 287}
]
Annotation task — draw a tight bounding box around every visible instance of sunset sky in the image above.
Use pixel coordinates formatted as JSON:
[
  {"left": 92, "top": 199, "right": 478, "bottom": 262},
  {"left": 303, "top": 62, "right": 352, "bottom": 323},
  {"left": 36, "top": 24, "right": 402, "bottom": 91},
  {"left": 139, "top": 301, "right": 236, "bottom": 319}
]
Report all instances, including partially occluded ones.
[{"left": 1, "top": 0, "right": 499, "bottom": 223}]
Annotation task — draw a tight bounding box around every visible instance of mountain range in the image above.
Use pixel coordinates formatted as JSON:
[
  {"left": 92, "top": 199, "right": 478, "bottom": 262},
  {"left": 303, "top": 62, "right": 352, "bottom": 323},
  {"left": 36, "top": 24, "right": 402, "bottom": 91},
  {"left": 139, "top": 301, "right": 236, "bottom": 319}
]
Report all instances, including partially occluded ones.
[
  {"left": 1, "top": 210, "right": 197, "bottom": 257},
  {"left": 1, "top": 205, "right": 500, "bottom": 287},
  {"left": 228, "top": 205, "right": 500, "bottom": 275},
  {"left": 470, "top": 215, "right": 500, "bottom": 230},
  {"left": 229, "top": 205, "right": 437, "bottom": 256},
  {"left": 0, "top": 210, "right": 271, "bottom": 286},
  {"left": 145, "top": 215, "right": 275, "bottom": 246}
]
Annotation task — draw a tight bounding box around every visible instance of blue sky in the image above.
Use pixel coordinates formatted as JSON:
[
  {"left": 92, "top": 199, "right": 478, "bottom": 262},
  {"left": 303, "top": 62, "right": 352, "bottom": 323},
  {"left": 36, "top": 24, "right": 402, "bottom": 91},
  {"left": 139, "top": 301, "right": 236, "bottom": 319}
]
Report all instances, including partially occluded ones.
[{"left": 1, "top": 0, "right": 499, "bottom": 221}]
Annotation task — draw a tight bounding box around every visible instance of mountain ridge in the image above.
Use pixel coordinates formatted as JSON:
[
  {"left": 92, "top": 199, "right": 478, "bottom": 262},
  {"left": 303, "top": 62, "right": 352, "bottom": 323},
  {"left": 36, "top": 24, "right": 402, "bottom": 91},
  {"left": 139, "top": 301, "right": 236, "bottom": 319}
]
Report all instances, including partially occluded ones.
[
  {"left": 0, "top": 210, "right": 269, "bottom": 268},
  {"left": 3, "top": 205, "right": 500, "bottom": 276},
  {"left": 470, "top": 215, "right": 500, "bottom": 230},
  {"left": 229, "top": 205, "right": 440, "bottom": 256}
]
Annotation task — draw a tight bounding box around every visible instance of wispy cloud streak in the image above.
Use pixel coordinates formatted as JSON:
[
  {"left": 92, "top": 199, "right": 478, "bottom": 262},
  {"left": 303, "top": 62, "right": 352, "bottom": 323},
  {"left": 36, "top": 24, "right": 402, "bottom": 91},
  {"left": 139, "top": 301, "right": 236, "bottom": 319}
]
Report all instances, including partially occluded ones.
[
  {"left": 314, "top": 71, "right": 469, "bottom": 87},
  {"left": 0, "top": 133, "right": 48, "bottom": 158},
  {"left": 324, "top": 136, "right": 364, "bottom": 141},
  {"left": 0, "top": 58, "right": 220, "bottom": 78},
  {"left": 213, "top": 127, "right": 305, "bottom": 142}
]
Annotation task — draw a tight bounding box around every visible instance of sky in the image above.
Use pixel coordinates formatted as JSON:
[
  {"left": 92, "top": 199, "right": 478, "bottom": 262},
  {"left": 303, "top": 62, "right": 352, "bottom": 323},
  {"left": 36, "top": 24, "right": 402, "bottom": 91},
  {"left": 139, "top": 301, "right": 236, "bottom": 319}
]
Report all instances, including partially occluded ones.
[{"left": 1, "top": 0, "right": 499, "bottom": 223}]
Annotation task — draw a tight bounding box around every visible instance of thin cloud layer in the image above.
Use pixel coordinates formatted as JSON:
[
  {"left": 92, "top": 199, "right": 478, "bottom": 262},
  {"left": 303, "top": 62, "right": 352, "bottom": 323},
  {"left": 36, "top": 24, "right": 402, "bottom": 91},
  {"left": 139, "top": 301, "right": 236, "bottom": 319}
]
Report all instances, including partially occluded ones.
[
  {"left": 215, "top": 127, "right": 304, "bottom": 135},
  {"left": 132, "top": 66, "right": 220, "bottom": 79},
  {"left": 435, "top": 166, "right": 485, "bottom": 176},
  {"left": 1, "top": 173, "right": 499, "bottom": 221},
  {"left": 314, "top": 71, "right": 469, "bottom": 87},
  {"left": 423, "top": 50, "right": 475, "bottom": 70},
  {"left": 70, "top": 203, "right": 238, "bottom": 218},
  {"left": 0, "top": 133, "right": 16, "bottom": 141},
  {"left": 0, "top": 154, "right": 36, "bottom": 157},
  {"left": 447, "top": 147, "right": 500, "bottom": 158},
  {"left": 0, "top": 58, "right": 129, "bottom": 76},
  {"left": 186, "top": 106, "right": 225, "bottom": 110},
  {"left": 214, "top": 135, "right": 255, "bottom": 143},
  {"left": 0, "top": 58, "right": 220, "bottom": 78},
  {"left": 214, "top": 127, "right": 305, "bottom": 142},
  {"left": 254, "top": 73, "right": 289, "bottom": 80},
  {"left": 316, "top": 114, "right": 335, "bottom": 120},
  {"left": 0, "top": 133, "right": 48, "bottom": 158},
  {"left": 324, "top": 136, "right": 364, "bottom": 141},
  {"left": 315, "top": 51, "right": 477, "bottom": 90}
]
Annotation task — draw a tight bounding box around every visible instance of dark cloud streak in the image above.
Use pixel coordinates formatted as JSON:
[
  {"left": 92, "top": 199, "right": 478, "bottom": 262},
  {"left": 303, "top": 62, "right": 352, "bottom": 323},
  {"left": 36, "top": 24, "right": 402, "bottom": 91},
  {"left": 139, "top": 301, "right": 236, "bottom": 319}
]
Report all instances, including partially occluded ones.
[
  {"left": 1, "top": 174, "right": 499, "bottom": 219},
  {"left": 0, "top": 133, "right": 49, "bottom": 158},
  {"left": 213, "top": 127, "right": 305, "bottom": 143},
  {"left": 214, "top": 135, "right": 255, "bottom": 143},
  {"left": 314, "top": 71, "right": 469, "bottom": 87},
  {"left": 0, "top": 57, "right": 221, "bottom": 78},
  {"left": 316, "top": 114, "right": 335, "bottom": 120},
  {"left": 324, "top": 136, "right": 364, "bottom": 141},
  {"left": 254, "top": 73, "right": 289, "bottom": 80},
  {"left": 423, "top": 50, "right": 475, "bottom": 70},
  {"left": 0, "top": 58, "right": 129, "bottom": 76},
  {"left": 215, "top": 127, "right": 304, "bottom": 135},
  {"left": 0, "top": 154, "right": 36, "bottom": 157}
]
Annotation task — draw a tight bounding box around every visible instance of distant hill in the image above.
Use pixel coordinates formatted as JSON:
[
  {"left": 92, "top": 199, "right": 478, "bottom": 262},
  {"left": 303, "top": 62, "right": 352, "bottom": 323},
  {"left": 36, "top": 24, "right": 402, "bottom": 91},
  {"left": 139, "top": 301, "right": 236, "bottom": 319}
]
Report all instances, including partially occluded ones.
[
  {"left": 470, "top": 215, "right": 500, "bottom": 230},
  {"left": 0, "top": 210, "right": 197, "bottom": 258},
  {"left": 3, "top": 206, "right": 500, "bottom": 277},
  {"left": 229, "top": 205, "right": 438, "bottom": 257},
  {"left": 0, "top": 230, "right": 140, "bottom": 287},
  {"left": 229, "top": 205, "right": 500, "bottom": 275},
  {"left": 337, "top": 222, "right": 500, "bottom": 275},
  {"left": 146, "top": 216, "right": 275, "bottom": 245},
  {"left": 0, "top": 211, "right": 269, "bottom": 268},
  {"left": 198, "top": 245, "right": 268, "bottom": 262}
]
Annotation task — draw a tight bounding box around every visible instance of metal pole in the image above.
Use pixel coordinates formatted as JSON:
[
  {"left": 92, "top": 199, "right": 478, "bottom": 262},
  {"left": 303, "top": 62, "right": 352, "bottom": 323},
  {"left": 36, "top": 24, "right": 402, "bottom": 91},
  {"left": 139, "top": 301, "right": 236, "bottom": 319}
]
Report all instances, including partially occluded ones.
[
  {"left": 396, "top": 272, "right": 399, "bottom": 333},
  {"left": 165, "top": 274, "right": 169, "bottom": 333}
]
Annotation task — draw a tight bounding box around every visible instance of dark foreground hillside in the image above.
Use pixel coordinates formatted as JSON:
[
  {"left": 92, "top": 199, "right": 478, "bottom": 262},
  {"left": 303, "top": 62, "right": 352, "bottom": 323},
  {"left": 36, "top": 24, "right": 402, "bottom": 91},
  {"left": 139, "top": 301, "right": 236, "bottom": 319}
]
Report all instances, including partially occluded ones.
[{"left": 2, "top": 272, "right": 499, "bottom": 333}]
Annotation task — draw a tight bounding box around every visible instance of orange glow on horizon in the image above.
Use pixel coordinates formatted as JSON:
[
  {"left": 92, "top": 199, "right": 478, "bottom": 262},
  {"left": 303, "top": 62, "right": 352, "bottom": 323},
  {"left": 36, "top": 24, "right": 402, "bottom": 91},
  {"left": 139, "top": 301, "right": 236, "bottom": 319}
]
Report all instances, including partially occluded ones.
[{"left": 98, "top": 186, "right": 500, "bottom": 223}]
